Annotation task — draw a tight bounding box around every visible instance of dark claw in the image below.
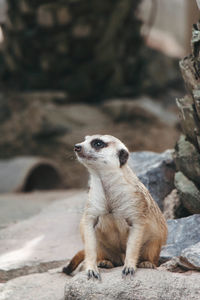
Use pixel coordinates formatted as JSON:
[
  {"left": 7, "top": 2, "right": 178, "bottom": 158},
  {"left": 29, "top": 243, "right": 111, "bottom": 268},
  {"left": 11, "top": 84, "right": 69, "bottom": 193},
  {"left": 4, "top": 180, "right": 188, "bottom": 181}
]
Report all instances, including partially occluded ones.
[
  {"left": 62, "top": 266, "right": 72, "bottom": 276},
  {"left": 122, "top": 267, "right": 135, "bottom": 279},
  {"left": 87, "top": 269, "right": 101, "bottom": 280}
]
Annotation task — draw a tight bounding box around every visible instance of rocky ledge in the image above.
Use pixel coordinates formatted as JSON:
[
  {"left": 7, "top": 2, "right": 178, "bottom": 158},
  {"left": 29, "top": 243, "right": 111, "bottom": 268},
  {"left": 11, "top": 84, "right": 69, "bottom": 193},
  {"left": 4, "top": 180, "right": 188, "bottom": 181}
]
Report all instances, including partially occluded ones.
[{"left": 64, "top": 267, "right": 200, "bottom": 300}]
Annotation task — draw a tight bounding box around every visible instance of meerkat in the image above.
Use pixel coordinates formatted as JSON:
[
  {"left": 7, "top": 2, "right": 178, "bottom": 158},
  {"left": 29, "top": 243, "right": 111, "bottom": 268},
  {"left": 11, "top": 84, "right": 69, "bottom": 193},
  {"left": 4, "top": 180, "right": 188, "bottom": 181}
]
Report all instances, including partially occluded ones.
[{"left": 63, "top": 134, "right": 168, "bottom": 280}]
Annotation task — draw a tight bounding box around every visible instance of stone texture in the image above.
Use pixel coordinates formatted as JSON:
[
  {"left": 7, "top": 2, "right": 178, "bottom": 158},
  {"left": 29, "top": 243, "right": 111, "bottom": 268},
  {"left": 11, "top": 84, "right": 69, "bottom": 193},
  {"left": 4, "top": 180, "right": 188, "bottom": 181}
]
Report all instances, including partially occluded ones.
[
  {"left": 193, "top": 89, "right": 200, "bottom": 120},
  {"left": 174, "top": 20, "right": 200, "bottom": 219},
  {"left": 158, "top": 257, "right": 183, "bottom": 273},
  {"left": 0, "top": 191, "right": 85, "bottom": 281},
  {"left": 174, "top": 135, "right": 200, "bottom": 186},
  {"left": 163, "top": 189, "right": 183, "bottom": 219},
  {"left": 176, "top": 96, "right": 200, "bottom": 147},
  {"left": 180, "top": 242, "right": 200, "bottom": 271},
  {"left": 129, "top": 150, "right": 175, "bottom": 210},
  {"left": 64, "top": 267, "right": 200, "bottom": 300},
  {"left": 175, "top": 171, "right": 200, "bottom": 214},
  {"left": 0, "top": 267, "right": 68, "bottom": 300},
  {"left": 161, "top": 214, "right": 200, "bottom": 260}
]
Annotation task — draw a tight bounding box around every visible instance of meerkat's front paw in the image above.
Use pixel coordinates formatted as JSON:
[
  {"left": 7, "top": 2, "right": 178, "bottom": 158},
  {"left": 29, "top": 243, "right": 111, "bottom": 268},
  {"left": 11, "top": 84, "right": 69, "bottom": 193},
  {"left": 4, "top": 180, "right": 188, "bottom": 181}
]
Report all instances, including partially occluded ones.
[
  {"left": 122, "top": 265, "right": 136, "bottom": 279},
  {"left": 86, "top": 267, "right": 101, "bottom": 280}
]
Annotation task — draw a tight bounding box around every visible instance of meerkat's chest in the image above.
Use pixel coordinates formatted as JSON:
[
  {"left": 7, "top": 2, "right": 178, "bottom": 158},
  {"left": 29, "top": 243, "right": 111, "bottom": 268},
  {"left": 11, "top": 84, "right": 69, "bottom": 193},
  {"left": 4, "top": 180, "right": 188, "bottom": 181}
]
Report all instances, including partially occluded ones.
[{"left": 89, "top": 185, "right": 133, "bottom": 219}]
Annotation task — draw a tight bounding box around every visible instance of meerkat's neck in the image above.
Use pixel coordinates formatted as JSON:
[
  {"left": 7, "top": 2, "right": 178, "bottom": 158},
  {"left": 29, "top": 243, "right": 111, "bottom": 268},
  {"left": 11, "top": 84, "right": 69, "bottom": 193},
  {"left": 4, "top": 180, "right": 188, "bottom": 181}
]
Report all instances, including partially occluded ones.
[
  {"left": 88, "top": 164, "right": 138, "bottom": 187},
  {"left": 87, "top": 165, "right": 139, "bottom": 216},
  {"left": 88, "top": 165, "right": 137, "bottom": 205}
]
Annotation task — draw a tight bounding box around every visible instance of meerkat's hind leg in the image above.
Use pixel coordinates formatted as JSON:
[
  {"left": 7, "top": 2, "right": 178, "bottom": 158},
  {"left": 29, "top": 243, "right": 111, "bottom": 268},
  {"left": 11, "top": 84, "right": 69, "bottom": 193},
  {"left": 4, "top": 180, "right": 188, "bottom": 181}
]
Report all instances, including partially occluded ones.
[
  {"left": 98, "top": 259, "right": 114, "bottom": 269},
  {"left": 138, "top": 261, "right": 156, "bottom": 269},
  {"left": 140, "top": 239, "right": 162, "bottom": 268}
]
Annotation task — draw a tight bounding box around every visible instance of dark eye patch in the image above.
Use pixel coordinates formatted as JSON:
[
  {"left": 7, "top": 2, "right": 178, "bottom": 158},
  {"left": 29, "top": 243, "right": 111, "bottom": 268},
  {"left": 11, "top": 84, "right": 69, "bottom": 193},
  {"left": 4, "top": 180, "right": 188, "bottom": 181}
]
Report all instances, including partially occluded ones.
[{"left": 91, "top": 139, "right": 108, "bottom": 150}]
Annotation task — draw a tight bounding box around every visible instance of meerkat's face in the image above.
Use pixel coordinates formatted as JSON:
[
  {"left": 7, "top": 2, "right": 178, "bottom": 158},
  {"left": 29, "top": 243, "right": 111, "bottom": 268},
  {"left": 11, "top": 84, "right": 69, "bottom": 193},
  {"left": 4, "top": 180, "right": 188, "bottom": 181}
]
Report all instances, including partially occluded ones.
[{"left": 74, "top": 135, "right": 129, "bottom": 170}]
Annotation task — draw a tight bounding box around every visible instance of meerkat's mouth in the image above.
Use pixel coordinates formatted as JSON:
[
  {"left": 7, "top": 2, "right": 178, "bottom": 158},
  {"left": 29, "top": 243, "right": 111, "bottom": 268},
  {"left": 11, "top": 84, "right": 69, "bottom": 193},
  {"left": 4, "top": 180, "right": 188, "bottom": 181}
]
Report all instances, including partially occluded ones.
[{"left": 76, "top": 152, "right": 94, "bottom": 160}]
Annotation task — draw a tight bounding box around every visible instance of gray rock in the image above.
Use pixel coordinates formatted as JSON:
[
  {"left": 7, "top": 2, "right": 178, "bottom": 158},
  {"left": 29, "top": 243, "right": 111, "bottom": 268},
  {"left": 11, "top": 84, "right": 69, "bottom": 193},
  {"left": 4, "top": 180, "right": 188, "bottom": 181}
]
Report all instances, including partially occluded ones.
[
  {"left": 193, "top": 89, "right": 200, "bottom": 121},
  {"left": 180, "top": 242, "right": 200, "bottom": 270},
  {"left": 158, "top": 257, "right": 182, "bottom": 272},
  {"left": 64, "top": 267, "right": 200, "bottom": 300},
  {"left": 174, "top": 171, "right": 200, "bottom": 214},
  {"left": 161, "top": 214, "right": 200, "bottom": 260},
  {"left": 0, "top": 267, "right": 68, "bottom": 300},
  {"left": 176, "top": 96, "right": 200, "bottom": 146},
  {"left": 163, "top": 189, "right": 181, "bottom": 219},
  {"left": 174, "top": 135, "right": 200, "bottom": 186},
  {"left": 129, "top": 149, "right": 175, "bottom": 210}
]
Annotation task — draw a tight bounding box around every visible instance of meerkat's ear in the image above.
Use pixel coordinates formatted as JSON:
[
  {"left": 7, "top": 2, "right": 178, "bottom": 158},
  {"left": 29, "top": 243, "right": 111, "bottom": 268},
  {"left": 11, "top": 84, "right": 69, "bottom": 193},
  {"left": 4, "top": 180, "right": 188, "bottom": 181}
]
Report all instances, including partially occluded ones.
[{"left": 118, "top": 149, "right": 129, "bottom": 167}]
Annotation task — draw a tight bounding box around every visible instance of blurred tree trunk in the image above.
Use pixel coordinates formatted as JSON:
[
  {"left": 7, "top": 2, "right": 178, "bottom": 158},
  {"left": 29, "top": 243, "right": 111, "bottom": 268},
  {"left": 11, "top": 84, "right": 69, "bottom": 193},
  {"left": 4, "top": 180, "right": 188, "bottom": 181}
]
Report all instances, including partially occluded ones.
[
  {"left": 1, "top": 0, "right": 143, "bottom": 101},
  {"left": 174, "top": 20, "right": 200, "bottom": 215}
]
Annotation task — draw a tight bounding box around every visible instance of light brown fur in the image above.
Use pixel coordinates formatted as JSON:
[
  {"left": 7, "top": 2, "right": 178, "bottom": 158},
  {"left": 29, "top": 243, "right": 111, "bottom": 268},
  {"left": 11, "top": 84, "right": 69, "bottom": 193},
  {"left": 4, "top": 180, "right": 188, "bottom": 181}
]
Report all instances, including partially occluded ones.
[{"left": 63, "top": 135, "right": 168, "bottom": 279}]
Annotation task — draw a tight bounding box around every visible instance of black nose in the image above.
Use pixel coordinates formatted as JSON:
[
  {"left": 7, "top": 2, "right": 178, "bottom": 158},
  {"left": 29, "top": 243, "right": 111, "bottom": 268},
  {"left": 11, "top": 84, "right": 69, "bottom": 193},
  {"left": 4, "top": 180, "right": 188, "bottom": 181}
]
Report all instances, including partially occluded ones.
[{"left": 74, "top": 144, "right": 82, "bottom": 152}]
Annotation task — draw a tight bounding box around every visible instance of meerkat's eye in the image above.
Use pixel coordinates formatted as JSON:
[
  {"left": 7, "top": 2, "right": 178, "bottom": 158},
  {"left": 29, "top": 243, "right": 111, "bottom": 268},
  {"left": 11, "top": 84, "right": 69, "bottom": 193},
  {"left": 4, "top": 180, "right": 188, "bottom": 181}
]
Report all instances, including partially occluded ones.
[{"left": 91, "top": 139, "right": 107, "bottom": 150}]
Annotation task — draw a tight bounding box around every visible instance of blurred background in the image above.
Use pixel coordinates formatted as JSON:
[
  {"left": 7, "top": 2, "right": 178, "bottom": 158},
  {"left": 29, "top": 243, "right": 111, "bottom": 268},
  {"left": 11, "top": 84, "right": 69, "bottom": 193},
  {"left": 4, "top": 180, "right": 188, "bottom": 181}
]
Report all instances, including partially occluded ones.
[{"left": 0, "top": 0, "right": 199, "bottom": 192}]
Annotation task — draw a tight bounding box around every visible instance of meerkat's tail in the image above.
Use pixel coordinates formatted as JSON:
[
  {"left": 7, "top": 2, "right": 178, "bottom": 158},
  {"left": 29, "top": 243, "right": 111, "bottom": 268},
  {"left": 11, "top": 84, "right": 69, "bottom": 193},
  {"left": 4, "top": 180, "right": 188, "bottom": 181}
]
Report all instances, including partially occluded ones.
[{"left": 62, "top": 250, "right": 85, "bottom": 275}]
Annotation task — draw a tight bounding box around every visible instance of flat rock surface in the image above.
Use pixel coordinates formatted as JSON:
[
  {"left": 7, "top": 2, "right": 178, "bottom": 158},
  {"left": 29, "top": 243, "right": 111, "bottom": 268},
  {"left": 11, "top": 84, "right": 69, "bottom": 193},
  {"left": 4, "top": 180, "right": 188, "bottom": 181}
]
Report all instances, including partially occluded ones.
[
  {"left": 161, "top": 214, "right": 200, "bottom": 260},
  {"left": 64, "top": 267, "right": 200, "bottom": 300},
  {"left": 0, "top": 190, "right": 85, "bottom": 280},
  {"left": 0, "top": 190, "right": 75, "bottom": 230},
  {"left": 0, "top": 267, "right": 68, "bottom": 300}
]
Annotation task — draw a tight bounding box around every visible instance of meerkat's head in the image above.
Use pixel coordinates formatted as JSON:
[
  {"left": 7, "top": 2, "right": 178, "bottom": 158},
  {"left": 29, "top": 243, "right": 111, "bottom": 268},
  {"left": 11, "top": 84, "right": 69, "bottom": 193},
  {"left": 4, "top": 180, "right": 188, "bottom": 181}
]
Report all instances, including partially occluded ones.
[{"left": 74, "top": 135, "right": 129, "bottom": 170}]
